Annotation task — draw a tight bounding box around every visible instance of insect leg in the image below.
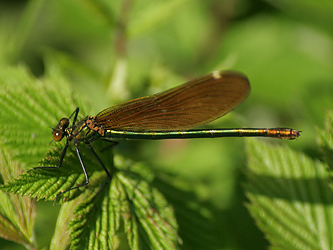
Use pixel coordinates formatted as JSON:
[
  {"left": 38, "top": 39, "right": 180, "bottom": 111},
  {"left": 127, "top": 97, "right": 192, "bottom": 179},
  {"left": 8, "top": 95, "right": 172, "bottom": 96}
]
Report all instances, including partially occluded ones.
[
  {"left": 30, "top": 138, "right": 70, "bottom": 172},
  {"left": 53, "top": 142, "right": 90, "bottom": 204},
  {"left": 69, "top": 107, "right": 80, "bottom": 126},
  {"left": 86, "top": 143, "right": 112, "bottom": 190}
]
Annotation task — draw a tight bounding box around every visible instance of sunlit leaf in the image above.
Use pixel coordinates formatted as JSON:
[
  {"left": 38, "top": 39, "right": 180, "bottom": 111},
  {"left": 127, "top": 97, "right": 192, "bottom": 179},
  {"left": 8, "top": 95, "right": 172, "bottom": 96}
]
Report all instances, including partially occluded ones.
[
  {"left": 245, "top": 139, "right": 333, "bottom": 250},
  {"left": 68, "top": 156, "right": 181, "bottom": 250},
  {"left": 0, "top": 147, "right": 36, "bottom": 248}
]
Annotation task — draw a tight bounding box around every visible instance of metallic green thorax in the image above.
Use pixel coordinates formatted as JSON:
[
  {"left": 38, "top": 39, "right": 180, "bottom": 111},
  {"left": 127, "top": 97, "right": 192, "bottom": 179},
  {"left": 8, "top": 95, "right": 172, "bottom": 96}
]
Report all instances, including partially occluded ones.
[{"left": 69, "top": 117, "right": 103, "bottom": 143}]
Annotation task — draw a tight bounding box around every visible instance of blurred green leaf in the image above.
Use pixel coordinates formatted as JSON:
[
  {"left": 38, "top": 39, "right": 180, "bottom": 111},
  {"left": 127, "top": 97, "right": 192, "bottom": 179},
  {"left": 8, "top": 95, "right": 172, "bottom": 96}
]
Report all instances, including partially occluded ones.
[
  {"left": 50, "top": 197, "right": 84, "bottom": 250},
  {"left": 128, "top": 0, "right": 190, "bottom": 38},
  {"left": 0, "top": 147, "right": 36, "bottom": 249},
  {"left": 217, "top": 15, "right": 333, "bottom": 105},
  {"left": 266, "top": 0, "right": 333, "bottom": 30}
]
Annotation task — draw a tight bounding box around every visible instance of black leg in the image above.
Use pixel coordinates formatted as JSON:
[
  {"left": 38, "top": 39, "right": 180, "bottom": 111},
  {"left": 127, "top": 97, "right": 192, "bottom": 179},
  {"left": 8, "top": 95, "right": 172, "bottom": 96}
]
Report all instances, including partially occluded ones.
[
  {"left": 87, "top": 143, "right": 113, "bottom": 190},
  {"left": 75, "top": 143, "right": 90, "bottom": 185},
  {"left": 30, "top": 139, "right": 70, "bottom": 171},
  {"left": 57, "top": 140, "right": 70, "bottom": 168},
  {"left": 53, "top": 142, "right": 90, "bottom": 205},
  {"left": 70, "top": 107, "right": 80, "bottom": 126},
  {"left": 54, "top": 143, "right": 114, "bottom": 205}
]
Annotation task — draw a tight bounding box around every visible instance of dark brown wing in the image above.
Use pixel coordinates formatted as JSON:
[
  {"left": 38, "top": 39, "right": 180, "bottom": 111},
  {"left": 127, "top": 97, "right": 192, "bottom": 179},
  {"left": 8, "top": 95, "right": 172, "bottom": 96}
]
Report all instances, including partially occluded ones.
[{"left": 94, "top": 71, "right": 250, "bottom": 131}]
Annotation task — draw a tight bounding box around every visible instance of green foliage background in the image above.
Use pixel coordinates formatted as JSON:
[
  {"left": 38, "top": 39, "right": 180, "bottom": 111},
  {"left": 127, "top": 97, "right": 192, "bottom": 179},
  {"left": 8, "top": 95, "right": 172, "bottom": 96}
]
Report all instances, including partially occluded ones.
[{"left": 0, "top": 0, "right": 332, "bottom": 249}]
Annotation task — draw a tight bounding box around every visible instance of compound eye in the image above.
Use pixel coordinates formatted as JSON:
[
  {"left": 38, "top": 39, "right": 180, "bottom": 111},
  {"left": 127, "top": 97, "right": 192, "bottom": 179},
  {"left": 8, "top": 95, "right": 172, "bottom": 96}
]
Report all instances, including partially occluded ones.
[{"left": 53, "top": 130, "right": 64, "bottom": 141}]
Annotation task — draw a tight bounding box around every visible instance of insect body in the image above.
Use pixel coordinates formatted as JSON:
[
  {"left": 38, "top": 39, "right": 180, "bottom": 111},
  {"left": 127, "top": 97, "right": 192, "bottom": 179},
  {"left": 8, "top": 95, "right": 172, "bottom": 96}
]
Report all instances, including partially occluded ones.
[{"left": 40, "top": 71, "right": 300, "bottom": 202}]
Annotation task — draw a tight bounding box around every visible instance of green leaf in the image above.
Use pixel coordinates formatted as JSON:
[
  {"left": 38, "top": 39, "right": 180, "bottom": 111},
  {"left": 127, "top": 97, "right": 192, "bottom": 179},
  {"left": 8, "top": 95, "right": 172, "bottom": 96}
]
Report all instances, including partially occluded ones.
[
  {"left": 1, "top": 144, "right": 108, "bottom": 202},
  {"left": 317, "top": 110, "right": 333, "bottom": 171},
  {"left": 68, "top": 155, "right": 180, "bottom": 250},
  {"left": 3, "top": 141, "right": 182, "bottom": 249},
  {"left": 50, "top": 196, "right": 85, "bottom": 250},
  {"left": 153, "top": 174, "right": 218, "bottom": 250},
  {"left": 0, "top": 147, "right": 37, "bottom": 248},
  {"left": 0, "top": 63, "right": 91, "bottom": 249},
  {"left": 0, "top": 64, "right": 88, "bottom": 167},
  {"left": 245, "top": 139, "right": 333, "bottom": 250},
  {"left": 68, "top": 178, "right": 123, "bottom": 250},
  {"left": 128, "top": 0, "right": 190, "bottom": 38},
  {"left": 0, "top": 64, "right": 183, "bottom": 249}
]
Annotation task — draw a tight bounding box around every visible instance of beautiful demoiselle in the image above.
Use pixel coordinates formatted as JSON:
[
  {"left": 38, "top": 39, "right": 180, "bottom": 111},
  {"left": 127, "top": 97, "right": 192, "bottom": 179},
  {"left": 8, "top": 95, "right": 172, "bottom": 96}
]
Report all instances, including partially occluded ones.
[{"left": 35, "top": 70, "right": 300, "bottom": 201}]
